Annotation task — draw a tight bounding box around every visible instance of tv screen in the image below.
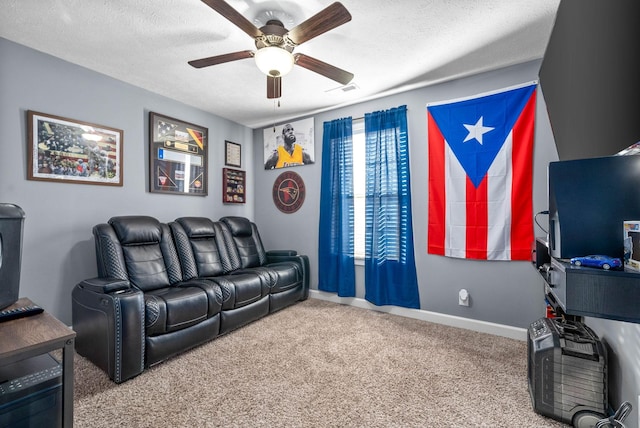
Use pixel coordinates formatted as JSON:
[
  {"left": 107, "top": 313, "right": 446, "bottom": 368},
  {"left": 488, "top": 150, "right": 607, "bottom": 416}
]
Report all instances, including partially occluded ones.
[
  {"left": 549, "top": 155, "right": 640, "bottom": 259},
  {"left": 0, "top": 204, "right": 25, "bottom": 310}
]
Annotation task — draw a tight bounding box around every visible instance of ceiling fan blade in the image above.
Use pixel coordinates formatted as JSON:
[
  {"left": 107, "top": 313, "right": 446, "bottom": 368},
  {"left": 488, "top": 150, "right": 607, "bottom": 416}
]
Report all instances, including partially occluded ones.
[
  {"left": 188, "top": 50, "right": 254, "bottom": 68},
  {"left": 267, "top": 76, "right": 282, "bottom": 99},
  {"left": 294, "top": 54, "right": 353, "bottom": 85},
  {"left": 201, "top": 0, "right": 263, "bottom": 39},
  {"left": 287, "top": 2, "right": 352, "bottom": 45}
]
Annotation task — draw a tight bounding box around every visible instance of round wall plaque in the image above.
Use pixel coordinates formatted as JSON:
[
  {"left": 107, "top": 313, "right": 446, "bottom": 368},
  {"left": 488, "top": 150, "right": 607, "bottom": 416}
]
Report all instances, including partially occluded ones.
[{"left": 272, "top": 171, "right": 305, "bottom": 213}]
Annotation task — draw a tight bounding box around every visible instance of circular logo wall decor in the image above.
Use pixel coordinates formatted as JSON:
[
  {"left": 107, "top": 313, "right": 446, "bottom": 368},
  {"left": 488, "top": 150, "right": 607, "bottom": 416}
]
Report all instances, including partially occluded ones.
[{"left": 272, "top": 171, "right": 305, "bottom": 213}]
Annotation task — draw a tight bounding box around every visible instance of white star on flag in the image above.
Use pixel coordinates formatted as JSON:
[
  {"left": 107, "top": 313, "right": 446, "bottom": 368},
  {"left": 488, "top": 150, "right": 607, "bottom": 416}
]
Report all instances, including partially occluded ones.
[{"left": 463, "top": 117, "right": 494, "bottom": 145}]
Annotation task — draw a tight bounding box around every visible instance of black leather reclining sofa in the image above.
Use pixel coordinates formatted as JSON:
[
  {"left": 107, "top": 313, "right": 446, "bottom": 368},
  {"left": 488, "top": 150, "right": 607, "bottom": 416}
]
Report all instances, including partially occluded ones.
[{"left": 72, "top": 215, "right": 309, "bottom": 383}]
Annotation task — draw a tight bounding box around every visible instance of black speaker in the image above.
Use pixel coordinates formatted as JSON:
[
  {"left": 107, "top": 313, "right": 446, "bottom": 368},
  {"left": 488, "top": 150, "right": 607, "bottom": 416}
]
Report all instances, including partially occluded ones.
[
  {"left": 0, "top": 204, "right": 25, "bottom": 310},
  {"left": 528, "top": 318, "right": 607, "bottom": 427}
]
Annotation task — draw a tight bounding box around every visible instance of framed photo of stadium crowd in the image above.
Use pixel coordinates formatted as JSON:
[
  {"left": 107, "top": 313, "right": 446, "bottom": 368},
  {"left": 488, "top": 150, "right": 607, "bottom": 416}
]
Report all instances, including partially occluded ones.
[
  {"left": 149, "top": 112, "right": 208, "bottom": 196},
  {"left": 27, "top": 110, "right": 123, "bottom": 186}
]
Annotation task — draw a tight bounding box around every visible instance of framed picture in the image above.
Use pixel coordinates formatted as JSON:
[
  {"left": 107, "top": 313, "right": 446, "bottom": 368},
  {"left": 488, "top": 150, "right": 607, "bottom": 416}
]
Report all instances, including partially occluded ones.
[
  {"left": 27, "top": 110, "right": 123, "bottom": 186},
  {"left": 225, "top": 141, "right": 241, "bottom": 167},
  {"left": 223, "top": 168, "right": 246, "bottom": 204},
  {"left": 272, "top": 171, "right": 305, "bottom": 213},
  {"left": 263, "top": 117, "right": 315, "bottom": 169},
  {"left": 149, "top": 112, "right": 208, "bottom": 196}
]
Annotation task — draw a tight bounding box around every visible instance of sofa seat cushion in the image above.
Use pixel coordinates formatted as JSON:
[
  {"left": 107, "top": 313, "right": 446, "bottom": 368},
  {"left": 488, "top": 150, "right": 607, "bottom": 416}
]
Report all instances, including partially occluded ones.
[
  {"left": 183, "top": 279, "right": 223, "bottom": 317},
  {"left": 233, "top": 266, "right": 276, "bottom": 289},
  {"left": 144, "top": 286, "right": 209, "bottom": 336},
  {"left": 208, "top": 273, "right": 268, "bottom": 311},
  {"left": 266, "top": 262, "right": 302, "bottom": 293}
]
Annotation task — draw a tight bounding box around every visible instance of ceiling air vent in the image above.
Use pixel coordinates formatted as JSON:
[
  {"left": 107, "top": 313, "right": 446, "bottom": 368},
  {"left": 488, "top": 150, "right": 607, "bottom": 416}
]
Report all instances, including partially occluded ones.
[
  {"left": 341, "top": 83, "right": 358, "bottom": 92},
  {"left": 326, "top": 82, "right": 359, "bottom": 94}
]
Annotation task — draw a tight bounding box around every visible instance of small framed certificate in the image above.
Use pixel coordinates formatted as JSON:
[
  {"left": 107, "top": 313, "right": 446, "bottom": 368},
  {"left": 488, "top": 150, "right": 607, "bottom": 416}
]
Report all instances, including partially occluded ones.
[{"left": 225, "top": 141, "right": 241, "bottom": 167}]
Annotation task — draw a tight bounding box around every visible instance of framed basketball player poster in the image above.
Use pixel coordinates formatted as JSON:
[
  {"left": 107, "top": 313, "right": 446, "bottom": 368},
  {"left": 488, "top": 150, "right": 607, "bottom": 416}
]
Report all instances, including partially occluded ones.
[
  {"left": 149, "top": 112, "right": 208, "bottom": 196},
  {"left": 263, "top": 117, "right": 315, "bottom": 170}
]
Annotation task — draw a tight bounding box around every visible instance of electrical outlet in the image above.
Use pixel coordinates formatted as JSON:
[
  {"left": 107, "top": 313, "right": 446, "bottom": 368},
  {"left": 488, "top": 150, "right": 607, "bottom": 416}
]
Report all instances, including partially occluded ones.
[{"left": 458, "top": 289, "right": 469, "bottom": 306}]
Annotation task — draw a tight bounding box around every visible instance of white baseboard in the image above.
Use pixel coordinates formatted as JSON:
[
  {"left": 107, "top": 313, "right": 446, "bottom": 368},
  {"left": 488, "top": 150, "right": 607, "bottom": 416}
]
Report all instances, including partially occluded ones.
[{"left": 309, "top": 290, "right": 527, "bottom": 341}]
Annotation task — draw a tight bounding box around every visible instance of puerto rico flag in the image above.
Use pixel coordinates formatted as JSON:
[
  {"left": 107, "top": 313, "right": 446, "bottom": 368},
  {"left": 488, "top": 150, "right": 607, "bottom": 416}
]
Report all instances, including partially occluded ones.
[{"left": 427, "top": 84, "right": 536, "bottom": 260}]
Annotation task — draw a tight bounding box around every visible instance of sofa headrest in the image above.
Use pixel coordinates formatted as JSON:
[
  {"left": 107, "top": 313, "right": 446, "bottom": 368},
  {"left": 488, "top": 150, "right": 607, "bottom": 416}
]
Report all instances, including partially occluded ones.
[
  {"left": 220, "top": 216, "right": 252, "bottom": 237},
  {"left": 175, "top": 217, "right": 216, "bottom": 238},
  {"left": 109, "top": 216, "right": 162, "bottom": 245}
]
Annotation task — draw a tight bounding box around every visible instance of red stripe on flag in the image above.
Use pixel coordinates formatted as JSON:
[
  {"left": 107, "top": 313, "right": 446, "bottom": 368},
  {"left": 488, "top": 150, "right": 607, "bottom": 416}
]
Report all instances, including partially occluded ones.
[
  {"left": 510, "top": 90, "right": 536, "bottom": 260},
  {"left": 466, "top": 175, "right": 488, "bottom": 259},
  {"left": 427, "top": 112, "right": 446, "bottom": 255}
]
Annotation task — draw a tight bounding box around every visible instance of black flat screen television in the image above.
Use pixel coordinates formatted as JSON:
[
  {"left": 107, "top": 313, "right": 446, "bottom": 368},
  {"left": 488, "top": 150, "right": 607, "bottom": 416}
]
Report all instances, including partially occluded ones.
[
  {"left": 548, "top": 155, "right": 640, "bottom": 260},
  {"left": 0, "top": 204, "right": 25, "bottom": 310}
]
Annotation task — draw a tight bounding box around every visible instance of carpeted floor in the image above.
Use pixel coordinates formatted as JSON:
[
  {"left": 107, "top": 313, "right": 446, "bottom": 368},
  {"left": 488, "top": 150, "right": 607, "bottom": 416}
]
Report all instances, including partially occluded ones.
[{"left": 73, "top": 298, "right": 569, "bottom": 427}]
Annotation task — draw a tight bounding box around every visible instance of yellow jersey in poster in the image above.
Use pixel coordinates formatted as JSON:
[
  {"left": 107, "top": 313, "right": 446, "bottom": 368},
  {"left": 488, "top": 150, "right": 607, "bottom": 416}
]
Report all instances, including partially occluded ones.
[{"left": 276, "top": 144, "right": 304, "bottom": 168}]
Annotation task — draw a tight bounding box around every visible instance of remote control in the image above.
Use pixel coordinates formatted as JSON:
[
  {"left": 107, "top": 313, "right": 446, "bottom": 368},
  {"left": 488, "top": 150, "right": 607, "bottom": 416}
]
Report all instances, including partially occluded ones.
[{"left": 0, "top": 305, "right": 44, "bottom": 322}]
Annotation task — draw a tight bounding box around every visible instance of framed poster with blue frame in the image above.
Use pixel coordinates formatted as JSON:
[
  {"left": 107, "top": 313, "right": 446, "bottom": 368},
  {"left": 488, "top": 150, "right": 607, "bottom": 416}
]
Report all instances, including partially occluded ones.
[{"left": 149, "top": 112, "right": 208, "bottom": 196}]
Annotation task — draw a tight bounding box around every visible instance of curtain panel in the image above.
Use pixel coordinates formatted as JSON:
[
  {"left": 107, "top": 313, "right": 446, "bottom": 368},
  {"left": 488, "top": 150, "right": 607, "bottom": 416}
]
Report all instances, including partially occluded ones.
[
  {"left": 318, "top": 117, "right": 355, "bottom": 297},
  {"left": 364, "top": 105, "right": 420, "bottom": 308}
]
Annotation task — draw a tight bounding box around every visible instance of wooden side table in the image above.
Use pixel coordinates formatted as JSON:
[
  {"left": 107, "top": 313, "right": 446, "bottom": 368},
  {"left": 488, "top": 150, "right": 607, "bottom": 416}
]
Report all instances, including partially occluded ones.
[{"left": 0, "top": 297, "right": 76, "bottom": 427}]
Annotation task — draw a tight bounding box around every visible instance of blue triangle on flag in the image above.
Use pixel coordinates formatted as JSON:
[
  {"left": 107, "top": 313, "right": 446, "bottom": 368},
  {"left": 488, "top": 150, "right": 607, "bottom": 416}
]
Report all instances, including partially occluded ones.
[{"left": 428, "top": 85, "right": 535, "bottom": 188}]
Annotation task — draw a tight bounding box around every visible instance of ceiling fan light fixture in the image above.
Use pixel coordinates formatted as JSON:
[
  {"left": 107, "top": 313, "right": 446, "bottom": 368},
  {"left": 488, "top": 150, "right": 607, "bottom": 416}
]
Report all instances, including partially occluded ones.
[{"left": 254, "top": 46, "right": 294, "bottom": 77}]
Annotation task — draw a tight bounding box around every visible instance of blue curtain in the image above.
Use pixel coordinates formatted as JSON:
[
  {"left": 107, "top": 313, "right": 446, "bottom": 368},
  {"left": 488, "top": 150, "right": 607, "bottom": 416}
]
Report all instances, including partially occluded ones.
[
  {"left": 364, "top": 105, "right": 420, "bottom": 308},
  {"left": 318, "top": 117, "right": 355, "bottom": 297}
]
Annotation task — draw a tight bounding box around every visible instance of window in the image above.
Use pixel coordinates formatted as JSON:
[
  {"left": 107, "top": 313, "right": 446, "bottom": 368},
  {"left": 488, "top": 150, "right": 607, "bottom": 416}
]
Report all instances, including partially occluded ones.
[
  {"left": 320, "top": 107, "right": 418, "bottom": 308},
  {"left": 352, "top": 118, "right": 365, "bottom": 259}
]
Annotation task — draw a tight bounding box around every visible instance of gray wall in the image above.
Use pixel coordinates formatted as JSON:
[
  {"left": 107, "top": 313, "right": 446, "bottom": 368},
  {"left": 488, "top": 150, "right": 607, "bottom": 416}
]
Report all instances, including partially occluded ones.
[
  {"left": 253, "top": 61, "right": 556, "bottom": 329},
  {"left": 588, "top": 318, "right": 640, "bottom": 427},
  {"left": 0, "top": 38, "right": 254, "bottom": 324}
]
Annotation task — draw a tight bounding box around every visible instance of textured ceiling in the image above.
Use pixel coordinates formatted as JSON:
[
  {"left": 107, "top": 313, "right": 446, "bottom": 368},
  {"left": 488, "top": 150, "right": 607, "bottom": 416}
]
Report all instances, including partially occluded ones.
[{"left": 1, "top": 0, "right": 560, "bottom": 129}]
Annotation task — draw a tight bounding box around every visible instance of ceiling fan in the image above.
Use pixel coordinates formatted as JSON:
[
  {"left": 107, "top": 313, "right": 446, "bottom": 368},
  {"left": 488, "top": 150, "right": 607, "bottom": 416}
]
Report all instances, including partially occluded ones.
[{"left": 188, "top": 0, "right": 354, "bottom": 99}]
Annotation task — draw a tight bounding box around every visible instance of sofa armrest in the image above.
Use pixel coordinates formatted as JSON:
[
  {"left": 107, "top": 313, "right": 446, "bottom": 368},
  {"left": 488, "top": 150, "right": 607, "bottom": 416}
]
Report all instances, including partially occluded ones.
[
  {"left": 266, "top": 250, "right": 298, "bottom": 262},
  {"left": 72, "top": 281, "right": 145, "bottom": 383},
  {"left": 295, "top": 254, "right": 310, "bottom": 300},
  {"left": 78, "top": 277, "right": 130, "bottom": 294}
]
